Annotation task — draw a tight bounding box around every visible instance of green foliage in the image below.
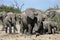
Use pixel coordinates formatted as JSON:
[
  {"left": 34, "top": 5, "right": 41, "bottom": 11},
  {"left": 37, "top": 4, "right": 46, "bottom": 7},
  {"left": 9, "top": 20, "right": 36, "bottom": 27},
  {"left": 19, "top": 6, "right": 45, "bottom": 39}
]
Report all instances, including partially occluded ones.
[
  {"left": 50, "top": 17, "right": 58, "bottom": 22},
  {"left": 45, "top": 7, "right": 60, "bottom": 13},
  {"left": 0, "top": 5, "right": 21, "bottom": 13}
]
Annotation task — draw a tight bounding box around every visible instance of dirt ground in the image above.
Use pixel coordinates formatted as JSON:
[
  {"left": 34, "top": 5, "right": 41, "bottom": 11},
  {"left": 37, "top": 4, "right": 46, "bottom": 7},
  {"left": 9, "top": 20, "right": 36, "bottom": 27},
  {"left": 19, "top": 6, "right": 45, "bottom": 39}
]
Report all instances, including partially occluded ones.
[{"left": 0, "top": 24, "right": 60, "bottom": 40}]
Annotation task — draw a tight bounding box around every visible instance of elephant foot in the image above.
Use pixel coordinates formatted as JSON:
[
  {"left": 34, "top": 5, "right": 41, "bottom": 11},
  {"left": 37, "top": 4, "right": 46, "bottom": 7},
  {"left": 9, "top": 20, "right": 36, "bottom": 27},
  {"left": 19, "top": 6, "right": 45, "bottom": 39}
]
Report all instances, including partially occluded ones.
[
  {"left": 5, "top": 27, "right": 8, "bottom": 33},
  {"left": 46, "top": 32, "right": 51, "bottom": 34},
  {"left": 26, "top": 32, "right": 32, "bottom": 35},
  {"left": 36, "top": 33, "right": 40, "bottom": 37},
  {"left": 9, "top": 31, "right": 12, "bottom": 34},
  {"left": 14, "top": 30, "right": 18, "bottom": 34}
]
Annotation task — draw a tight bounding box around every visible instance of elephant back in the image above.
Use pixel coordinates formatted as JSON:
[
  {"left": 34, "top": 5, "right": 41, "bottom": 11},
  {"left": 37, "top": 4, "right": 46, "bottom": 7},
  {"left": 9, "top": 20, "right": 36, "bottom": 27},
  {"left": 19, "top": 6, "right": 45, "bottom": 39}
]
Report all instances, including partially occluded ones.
[
  {"left": 50, "top": 21, "right": 58, "bottom": 27},
  {"left": 25, "top": 8, "right": 36, "bottom": 19},
  {"left": 43, "top": 21, "right": 50, "bottom": 28}
]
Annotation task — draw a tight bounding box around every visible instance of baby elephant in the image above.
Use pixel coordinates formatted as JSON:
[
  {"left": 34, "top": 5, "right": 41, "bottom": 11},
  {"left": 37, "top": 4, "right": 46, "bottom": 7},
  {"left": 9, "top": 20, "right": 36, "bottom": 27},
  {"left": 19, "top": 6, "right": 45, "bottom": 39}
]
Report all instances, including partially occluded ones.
[{"left": 43, "top": 20, "right": 58, "bottom": 34}]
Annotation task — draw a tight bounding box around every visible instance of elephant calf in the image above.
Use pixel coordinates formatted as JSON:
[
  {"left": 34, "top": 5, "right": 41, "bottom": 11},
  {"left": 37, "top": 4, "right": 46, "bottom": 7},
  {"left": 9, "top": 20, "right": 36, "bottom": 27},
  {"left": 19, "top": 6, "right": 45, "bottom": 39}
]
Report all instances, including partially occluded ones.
[{"left": 43, "top": 20, "right": 58, "bottom": 34}]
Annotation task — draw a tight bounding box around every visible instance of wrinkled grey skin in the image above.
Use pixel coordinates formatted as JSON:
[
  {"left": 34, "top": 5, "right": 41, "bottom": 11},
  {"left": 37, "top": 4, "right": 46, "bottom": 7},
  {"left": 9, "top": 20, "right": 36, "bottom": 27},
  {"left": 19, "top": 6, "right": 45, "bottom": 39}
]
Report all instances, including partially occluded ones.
[
  {"left": 34, "top": 10, "right": 58, "bottom": 35},
  {"left": 34, "top": 13, "right": 47, "bottom": 35},
  {"left": 45, "top": 11, "right": 56, "bottom": 18},
  {"left": 43, "top": 20, "right": 58, "bottom": 34},
  {"left": 9, "top": 13, "right": 17, "bottom": 33},
  {"left": 20, "top": 8, "right": 38, "bottom": 34},
  {"left": 20, "top": 8, "right": 48, "bottom": 35},
  {"left": 0, "top": 11, "right": 7, "bottom": 31},
  {"left": 16, "top": 14, "right": 21, "bottom": 24},
  {"left": 20, "top": 12, "right": 28, "bottom": 34},
  {"left": 3, "top": 13, "right": 17, "bottom": 33},
  {"left": 44, "top": 11, "right": 58, "bottom": 34},
  {"left": 15, "top": 14, "right": 22, "bottom": 33},
  {"left": 3, "top": 15, "right": 12, "bottom": 33},
  {"left": 45, "top": 10, "right": 60, "bottom": 33}
]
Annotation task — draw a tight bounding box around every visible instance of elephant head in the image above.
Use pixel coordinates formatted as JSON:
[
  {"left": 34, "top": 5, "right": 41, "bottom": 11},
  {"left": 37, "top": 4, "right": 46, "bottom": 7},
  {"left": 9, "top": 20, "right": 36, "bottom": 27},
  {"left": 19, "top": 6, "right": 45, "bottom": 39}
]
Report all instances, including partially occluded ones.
[
  {"left": 16, "top": 14, "right": 21, "bottom": 24},
  {"left": 0, "top": 11, "right": 7, "bottom": 22}
]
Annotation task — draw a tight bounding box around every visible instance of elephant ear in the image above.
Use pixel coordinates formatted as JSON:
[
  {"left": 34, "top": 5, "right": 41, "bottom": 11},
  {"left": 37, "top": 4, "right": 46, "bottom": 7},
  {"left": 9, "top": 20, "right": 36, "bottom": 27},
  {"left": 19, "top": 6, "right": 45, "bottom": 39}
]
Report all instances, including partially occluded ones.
[{"left": 46, "top": 11, "right": 56, "bottom": 18}]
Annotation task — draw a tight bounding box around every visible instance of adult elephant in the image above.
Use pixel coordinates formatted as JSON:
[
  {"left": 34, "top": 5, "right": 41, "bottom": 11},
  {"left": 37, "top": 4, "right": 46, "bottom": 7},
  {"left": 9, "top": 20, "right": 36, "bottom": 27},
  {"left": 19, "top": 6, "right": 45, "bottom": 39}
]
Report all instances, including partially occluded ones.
[
  {"left": 34, "top": 13, "right": 47, "bottom": 35},
  {"left": 0, "top": 11, "right": 7, "bottom": 31},
  {"left": 3, "top": 13, "right": 17, "bottom": 34},
  {"left": 44, "top": 10, "right": 60, "bottom": 34},
  {"left": 3, "top": 15, "right": 12, "bottom": 33},
  {"left": 20, "top": 8, "right": 38, "bottom": 35}
]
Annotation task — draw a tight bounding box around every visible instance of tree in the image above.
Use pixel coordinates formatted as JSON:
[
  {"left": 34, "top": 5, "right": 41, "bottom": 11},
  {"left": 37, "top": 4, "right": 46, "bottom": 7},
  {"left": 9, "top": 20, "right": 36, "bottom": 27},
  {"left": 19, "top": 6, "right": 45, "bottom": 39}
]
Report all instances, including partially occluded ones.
[
  {"left": 11, "top": 0, "right": 24, "bottom": 11},
  {"left": 0, "top": 5, "right": 21, "bottom": 13}
]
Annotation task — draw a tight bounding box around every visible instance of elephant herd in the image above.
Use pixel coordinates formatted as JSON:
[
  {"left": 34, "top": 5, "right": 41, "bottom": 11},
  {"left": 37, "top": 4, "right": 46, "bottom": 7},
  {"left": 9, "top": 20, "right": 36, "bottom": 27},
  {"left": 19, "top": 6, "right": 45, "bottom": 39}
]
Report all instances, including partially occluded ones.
[{"left": 0, "top": 8, "right": 59, "bottom": 35}]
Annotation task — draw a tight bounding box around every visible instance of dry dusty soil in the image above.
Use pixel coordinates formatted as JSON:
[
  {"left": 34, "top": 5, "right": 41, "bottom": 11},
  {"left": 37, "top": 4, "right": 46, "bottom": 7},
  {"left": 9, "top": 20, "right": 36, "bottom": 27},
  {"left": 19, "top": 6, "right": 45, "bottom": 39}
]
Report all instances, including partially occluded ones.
[{"left": 0, "top": 24, "right": 60, "bottom": 40}]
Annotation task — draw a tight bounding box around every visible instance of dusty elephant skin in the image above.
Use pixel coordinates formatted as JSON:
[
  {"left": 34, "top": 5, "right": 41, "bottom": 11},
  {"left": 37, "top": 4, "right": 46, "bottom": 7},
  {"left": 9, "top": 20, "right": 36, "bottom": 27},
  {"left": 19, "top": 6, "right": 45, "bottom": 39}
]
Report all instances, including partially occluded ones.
[
  {"left": 0, "top": 8, "right": 58, "bottom": 35},
  {"left": 0, "top": 12, "right": 17, "bottom": 34},
  {"left": 43, "top": 20, "right": 58, "bottom": 34},
  {"left": 0, "top": 8, "right": 59, "bottom": 38},
  {"left": 19, "top": 8, "right": 38, "bottom": 35},
  {"left": 0, "top": 25, "right": 60, "bottom": 40}
]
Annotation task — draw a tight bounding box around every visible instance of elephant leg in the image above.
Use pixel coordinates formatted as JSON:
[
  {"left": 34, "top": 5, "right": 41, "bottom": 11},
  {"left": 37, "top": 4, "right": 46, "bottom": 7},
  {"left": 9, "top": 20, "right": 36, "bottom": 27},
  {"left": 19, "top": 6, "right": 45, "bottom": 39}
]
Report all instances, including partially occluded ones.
[
  {"left": 20, "top": 28, "right": 23, "bottom": 33},
  {"left": 5, "top": 27, "right": 8, "bottom": 33},
  {"left": 9, "top": 26, "right": 12, "bottom": 34},
  {"left": 13, "top": 26, "right": 15, "bottom": 33},
  {"left": 26, "top": 27, "right": 28, "bottom": 34},
  {"left": 52, "top": 27, "right": 56, "bottom": 34},
  {"left": 9, "top": 27, "right": 12, "bottom": 34},
  {"left": 41, "top": 27, "right": 44, "bottom": 34},
  {"left": 43, "top": 29, "right": 46, "bottom": 34},
  {"left": 48, "top": 25, "right": 51, "bottom": 34},
  {"left": 13, "top": 25, "right": 17, "bottom": 33},
  {"left": 52, "top": 28, "right": 55, "bottom": 34},
  {"left": 28, "top": 24, "right": 32, "bottom": 35},
  {"left": 20, "top": 25, "right": 24, "bottom": 34},
  {"left": 21, "top": 27, "right": 24, "bottom": 34},
  {"left": 4, "top": 23, "right": 8, "bottom": 33},
  {"left": 20, "top": 23, "right": 24, "bottom": 34},
  {"left": 14, "top": 24, "right": 17, "bottom": 31},
  {"left": 40, "top": 22, "right": 44, "bottom": 34},
  {"left": 40, "top": 29, "right": 43, "bottom": 34}
]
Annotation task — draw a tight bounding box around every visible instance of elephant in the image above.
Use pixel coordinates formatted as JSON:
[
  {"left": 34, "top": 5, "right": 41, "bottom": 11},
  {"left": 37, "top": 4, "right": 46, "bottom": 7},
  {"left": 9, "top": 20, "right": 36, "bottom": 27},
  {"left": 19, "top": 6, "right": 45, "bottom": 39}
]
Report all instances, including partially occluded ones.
[
  {"left": 33, "top": 13, "right": 47, "bottom": 35},
  {"left": 46, "top": 11, "right": 56, "bottom": 18},
  {"left": 0, "top": 11, "right": 7, "bottom": 31},
  {"left": 19, "top": 8, "right": 38, "bottom": 35},
  {"left": 45, "top": 10, "right": 60, "bottom": 32},
  {"left": 3, "top": 13, "right": 17, "bottom": 34},
  {"left": 43, "top": 20, "right": 58, "bottom": 34},
  {"left": 9, "top": 13, "right": 17, "bottom": 33},
  {"left": 3, "top": 15, "right": 12, "bottom": 33},
  {"left": 16, "top": 14, "right": 21, "bottom": 24}
]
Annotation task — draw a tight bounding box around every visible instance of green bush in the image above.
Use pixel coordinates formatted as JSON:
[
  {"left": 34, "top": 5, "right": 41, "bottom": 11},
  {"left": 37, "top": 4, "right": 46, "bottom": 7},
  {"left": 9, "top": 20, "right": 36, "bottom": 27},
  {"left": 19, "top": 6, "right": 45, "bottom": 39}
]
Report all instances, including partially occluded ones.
[{"left": 0, "top": 5, "right": 21, "bottom": 13}]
